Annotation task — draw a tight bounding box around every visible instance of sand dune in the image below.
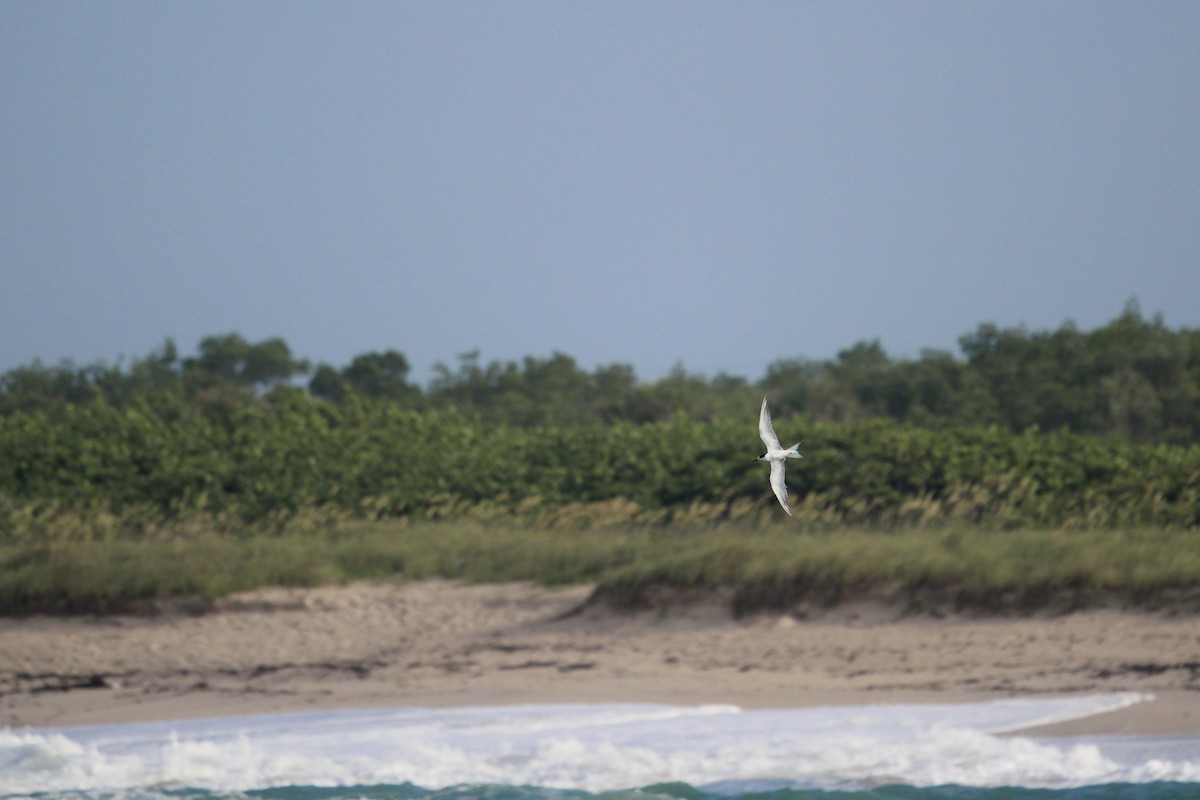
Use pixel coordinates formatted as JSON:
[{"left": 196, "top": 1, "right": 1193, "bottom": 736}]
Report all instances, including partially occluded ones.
[{"left": 2, "top": 579, "right": 1197, "bottom": 735}]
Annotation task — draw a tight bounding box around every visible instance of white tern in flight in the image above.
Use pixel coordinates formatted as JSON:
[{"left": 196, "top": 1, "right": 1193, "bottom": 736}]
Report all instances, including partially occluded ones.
[{"left": 756, "top": 396, "right": 803, "bottom": 515}]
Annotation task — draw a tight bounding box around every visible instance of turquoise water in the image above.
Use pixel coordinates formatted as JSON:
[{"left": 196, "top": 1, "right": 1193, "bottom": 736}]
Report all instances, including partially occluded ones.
[{"left": 3, "top": 698, "right": 1197, "bottom": 800}]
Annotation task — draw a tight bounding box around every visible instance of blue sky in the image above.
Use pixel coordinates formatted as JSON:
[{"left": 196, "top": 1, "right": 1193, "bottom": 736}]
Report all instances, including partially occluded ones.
[{"left": 3, "top": 2, "right": 1198, "bottom": 384}]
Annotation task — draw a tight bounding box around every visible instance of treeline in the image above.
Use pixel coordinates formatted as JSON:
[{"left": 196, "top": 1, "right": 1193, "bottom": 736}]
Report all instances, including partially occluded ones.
[
  {"left": 2, "top": 398, "right": 1198, "bottom": 532},
  {"left": 2, "top": 301, "right": 1199, "bottom": 443}
]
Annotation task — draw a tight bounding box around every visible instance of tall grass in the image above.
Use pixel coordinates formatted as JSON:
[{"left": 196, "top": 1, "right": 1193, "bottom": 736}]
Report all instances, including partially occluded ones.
[
  {"left": 1, "top": 507, "right": 1196, "bottom": 616},
  {"left": 594, "top": 526, "right": 1200, "bottom": 614}
]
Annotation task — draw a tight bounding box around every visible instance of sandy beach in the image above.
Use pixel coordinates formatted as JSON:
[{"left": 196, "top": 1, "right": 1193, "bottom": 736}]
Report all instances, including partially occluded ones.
[{"left": 2, "top": 579, "right": 1198, "bottom": 736}]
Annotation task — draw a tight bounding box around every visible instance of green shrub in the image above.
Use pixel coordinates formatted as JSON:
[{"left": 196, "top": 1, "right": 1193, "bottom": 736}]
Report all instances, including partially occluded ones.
[{"left": 2, "top": 400, "right": 1197, "bottom": 530}]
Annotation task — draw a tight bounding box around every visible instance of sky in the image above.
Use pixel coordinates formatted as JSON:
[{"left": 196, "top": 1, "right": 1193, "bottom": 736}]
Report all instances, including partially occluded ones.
[{"left": 3, "top": 2, "right": 1198, "bottom": 385}]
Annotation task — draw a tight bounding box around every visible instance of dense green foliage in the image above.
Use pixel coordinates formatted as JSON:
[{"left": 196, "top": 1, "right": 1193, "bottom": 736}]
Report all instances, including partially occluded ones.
[
  {"left": 1, "top": 395, "right": 1197, "bottom": 532},
  {"left": 3, "top": 301, "right": 1199, "bottom": 442}
]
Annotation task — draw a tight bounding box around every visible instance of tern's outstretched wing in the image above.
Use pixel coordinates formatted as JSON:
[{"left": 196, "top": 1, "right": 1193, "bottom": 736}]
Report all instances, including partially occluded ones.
[
  {"left": 759, "top": 396, "right": 782, "bottom": 450},
  {"left": 769, "top": 460, "right": 792, "bottom": 516}
]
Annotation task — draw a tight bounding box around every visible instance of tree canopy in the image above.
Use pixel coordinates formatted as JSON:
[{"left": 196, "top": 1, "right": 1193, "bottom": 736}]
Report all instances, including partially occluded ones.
[{"left": 3, "top": 303, "right": 1198, "bottom": 443}]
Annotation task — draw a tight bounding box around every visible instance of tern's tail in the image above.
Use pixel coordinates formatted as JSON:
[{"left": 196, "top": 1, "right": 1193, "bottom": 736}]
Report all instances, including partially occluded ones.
[{"left": 788, "top": 441, "right": 804, "bottom": 457}]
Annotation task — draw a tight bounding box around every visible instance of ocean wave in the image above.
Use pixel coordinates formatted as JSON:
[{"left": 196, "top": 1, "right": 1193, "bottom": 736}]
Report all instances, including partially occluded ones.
[{"left": 3, "top": 695, "right": 1198, "bottom": 796}]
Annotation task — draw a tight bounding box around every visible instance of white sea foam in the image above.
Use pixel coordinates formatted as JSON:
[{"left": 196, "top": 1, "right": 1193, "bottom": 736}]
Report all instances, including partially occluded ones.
[{"left": 3, "top": 694, "right": 1198, "bottom": 795}]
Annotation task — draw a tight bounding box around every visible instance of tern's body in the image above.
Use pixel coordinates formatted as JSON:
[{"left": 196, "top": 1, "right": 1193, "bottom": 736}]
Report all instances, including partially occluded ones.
[{"left": 756, "top": 396, "right": 803, "bottom": 515}]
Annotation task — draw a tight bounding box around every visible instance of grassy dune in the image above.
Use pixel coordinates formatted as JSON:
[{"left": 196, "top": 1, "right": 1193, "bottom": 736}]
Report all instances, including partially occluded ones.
[{"left": 2, "top": 511, "right": 1196, "bottom": 616}]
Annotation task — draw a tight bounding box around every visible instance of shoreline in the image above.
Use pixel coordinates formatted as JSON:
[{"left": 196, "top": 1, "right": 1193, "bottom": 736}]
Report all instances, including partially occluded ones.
[{"left": 2, "top": 580, "right": 1198, "bottom": 736}]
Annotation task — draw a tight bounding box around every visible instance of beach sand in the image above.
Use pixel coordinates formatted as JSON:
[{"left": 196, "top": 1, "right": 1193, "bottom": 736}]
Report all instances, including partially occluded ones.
[{"left": 2, "top": 579, "right": 1198, "bottom": 736}]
